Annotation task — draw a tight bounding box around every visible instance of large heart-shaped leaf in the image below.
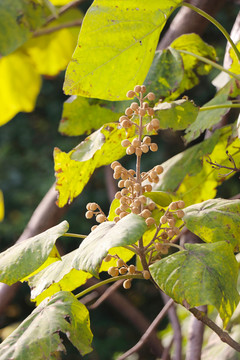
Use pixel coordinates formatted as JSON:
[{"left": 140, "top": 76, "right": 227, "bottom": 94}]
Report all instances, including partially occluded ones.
[
  {"left": 63, "top": 0, "right": 182, "bottom": 100},
  {"left": 183, "top": 199, "right": 240, "bottom": 248},
  {"left": 150, "top": 241, "right": 239, "bottom": 327},
  {"left": 0, "top": 291, "right": 93, "bottom": 359},
  {"left": 72, "top": 214, "right": 147, "bottom": 277},
  {"left": 0, "top": 221, "right": 68, "bottom": 285}
]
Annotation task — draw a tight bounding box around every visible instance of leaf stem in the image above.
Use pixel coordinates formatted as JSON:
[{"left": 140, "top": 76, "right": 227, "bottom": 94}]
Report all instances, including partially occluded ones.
[
  {"left": 182, "top": 2, "right": 240, "bottom": 62},
  {"left": 200, "top": 104, "right": 240, "bottom": 112},
  {"left": 33, "top": 20, "right": 82, "bottom": 37},
  {"left": 75, "top": 274, "right": 143, "bottom": 299},
  {"left": 176, "top": 49, "right": 240, "bottom": 81},
  {"left": 62, "top": 232, "right": 87, "bottom": 239}
]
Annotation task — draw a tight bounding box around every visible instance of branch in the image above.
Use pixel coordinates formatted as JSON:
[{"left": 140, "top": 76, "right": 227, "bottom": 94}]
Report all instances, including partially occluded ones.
[
  {"left": 117, "top": 298, "right": 174, "bottom": 360},
  {"left": 162, "top": 293, "right": 182, "bottom": 360},
  {"left": 86, "top": 278, "right": 166, "bottom": 358},
  {"left": 189, "top": 307, "right": 240, "bottom": 352},
  {"left": 33, "top": 20, "right": 82, "bottom": 37},
  {"left": 45, "top": 0, "right": 87, "bottom": 25},
  {"left": 89, "top": 280, "right": 124, "bottom": 309},
  {"left": 186, "top": 305, "right": 207, "bottom": 360},
  {"left": 0, "top": 184, "right": 72, "bottom": 315}
]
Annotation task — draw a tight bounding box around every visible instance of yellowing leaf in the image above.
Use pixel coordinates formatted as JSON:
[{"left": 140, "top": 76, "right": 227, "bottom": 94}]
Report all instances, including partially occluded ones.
[
  {"left": 28, "top": 249, "right": 92, "bottom": 305},
  {"left": 50, "top": 0, "right": 73, "bottom": 4},
  {"left": 0, "top": 191, "right": 4, "bottom": 222},
  {"left": 169, "top": 34, "right": 217, "bottom": 98},
  {"left": 155, "top": 124, "right": 240, "bottom": 206},
  {"left": 54, "top": 123, "right": 135, "bottom": 207},
  {"left": 150, "top": 241, "right": 239, "bottom": 327},
  {"left": 0, "top": 49, "right": 41, "bottom": 126},
  {"left": 23, "top": 9, "right": 82, "bottom": 76},
  {"left": 0, "top": 221, "right": 68, "bottom": 285},
  {"left": 0, "top": 0, "right": 54, "bottom": 56},
  {"left": 229, "top": 41, "right": 240, "bottom": 75},
  {"left": 63, "top": 0, "right": 183, "bottom": 100}
]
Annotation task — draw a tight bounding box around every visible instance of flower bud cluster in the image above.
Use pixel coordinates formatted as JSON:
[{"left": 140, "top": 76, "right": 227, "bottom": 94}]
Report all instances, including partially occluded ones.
[
  {"left": 154, "top": 201, "right": 185, "bottom": 255},
  {"left": 104, "top": 254, "right": 151, "bottom": 289},
  {"left": 85, "top": 202, "right": 107, "bottom": 231},
  {"left": 111, "top": 160, "right": 165, "bottom": 226}
]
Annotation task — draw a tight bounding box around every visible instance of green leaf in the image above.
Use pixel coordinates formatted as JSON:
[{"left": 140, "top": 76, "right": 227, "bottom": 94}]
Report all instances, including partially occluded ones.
[
  {"left": 0, "top": 221, "right": 68, "bottom": 285},
  {"left": 59, "top": 96, "right": 122, "bottom": 136},
  {"left": 28, "top": 249, "right": 92, "bottom": 305},
  {"left": 144, "top": 191, "right": 172, "bottom": 207},
  {"left": 0, "top": 291, "right": 93, "bottom": 359},
  {"left": 154, "top": 99, "right": 199, "bottom": 131},
  {"left": 54, "top": 123, "right": 136, "bottom": 207},
  {"left": 144, "top": 48, "right": 184, "bottom": 99},
  {"left": 0, "top": 0, "right": 55, "bottom": 56},
  {"left": 72, "top": 214, "right": 147, "bottom": 277},
  {"left": 22, "top": 8, "right": 82, "bottom": 76},
  {"left": 154, "top": 124, "right": 240, "bottom": 206},
  {"left": 150, "top": 241, "right": 239, "bottom": 327},
  {"left": 183, "top": 198, "right": 240, "bottom": 248},
  {"left": 63, "top": 0, "right": 183, "bottom": 100},
  {"left": 0, "top": 48, "right": 42, "bottom": 126},
  {"left": 184, "top": 81, "right": 233, "bottom": 143},
  {"left": 169, "top": 34, "right": 217, "bottom": 99}
]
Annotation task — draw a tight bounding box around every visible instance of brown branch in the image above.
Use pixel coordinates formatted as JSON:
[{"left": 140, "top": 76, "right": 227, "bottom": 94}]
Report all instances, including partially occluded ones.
[
  {"left": 162, "top": 293, "right": 182, "bottom": 360},
  {"left": 104, "top": 165, "right": 118, "bottom": 202},
  {"left": 0, "top": 184, "right": 71, "bottom": 315},
  {"left": 33, "top": 20, "right": 82, "bottom": 37},
  {"left": 45, "top": 0, "right": 87, "bottom": 25},
  {"left": 158, "top": 0, "right": 227, "bottom": 50},
  {"left": 186, "top": 305, "right": 207, "bottom": 360},
  {"left": 86, "top": 277, "right": 166, "bottom": 358},
  {"left": 89, "top": 280, "right": 124, "bottom": 309},
  {"left": 189, "top": 307, "right": 240, "bottom": 352},
  {"left": 117, "top": 298, "right": 174, "bottom": 360}
]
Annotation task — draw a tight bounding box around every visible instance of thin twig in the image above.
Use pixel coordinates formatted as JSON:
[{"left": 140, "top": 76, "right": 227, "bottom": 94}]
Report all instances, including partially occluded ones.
[
  {"left": 189, "top": 307, "right": 240, "bottom": 352},
  {"left": 33, "top": 20, "right": 82, "bottom": 37},
  {"left": 117, "top": 299, "right": 174, "bottom": 360},
  {"left": 45, "top": 0, "right": 87, "bottom": 25},
  {"left": 89, "top": 280, "right": 124, "bottom": 309}
]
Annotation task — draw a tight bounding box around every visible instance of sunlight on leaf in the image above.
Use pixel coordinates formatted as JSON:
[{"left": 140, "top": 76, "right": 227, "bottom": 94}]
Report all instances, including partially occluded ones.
[
  {"left": 63, "top": 0, "right": 183, "bottom": 100},
  {"left": 0, "top": 221, "right": 68, "bottom": 285},
  {"left": 183, "top": 198, "right": 240, "bottom": 248},
  {"left": 54, "top": 123, "right": 136, "bottom": 207},
  {"left": 229, "top": 41, "right": 240, "bottom": 75},
  {"left": 23, "top": 8, "right": 82, "bottom": 76},
  {"left": 154, "top": 124, "right": 240, "bottom": 206},
  {"left": 28, "top": 249, "right": 92, "bottom": 305},
  {"left": 0, "top": 49, "right": 41, "bottom": 126},
  {"left": 0, "top": 291, "right": 93, "bottom": 359},
  {"left": 169, "top": 33, "right": 217, "bottom": 98},
  {"left": 59, "top": 96, "right": 122, "bottom": 136},
  {"left": 154, "top": 99, "right": 198, "bottom": 131},
  {"left": 72, "top": 214, "right": 147, "bottom": 277},
  {"left": 150, "top": 241, "right": 239, "bottom": 327}
]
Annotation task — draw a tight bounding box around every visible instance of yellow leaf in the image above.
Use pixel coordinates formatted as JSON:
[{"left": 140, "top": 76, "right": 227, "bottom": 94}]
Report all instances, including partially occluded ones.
[
  {"left": 229, "top": 41, "right": 240, "bottom": 75},
  {"left": 23, "top": 9, "right": 82, "bottom": 76},
  {"left": 54, "top": 123, "right": 136, "bottom": 207},
  {"left": 0, "top": 49, "right": 41, "bottom": 126},
  {"left": 50, "top": 0, "right": 73, "bottom": 4},
  {"left": 0, "top": 191, "right": 4, "bottom": 222}
]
